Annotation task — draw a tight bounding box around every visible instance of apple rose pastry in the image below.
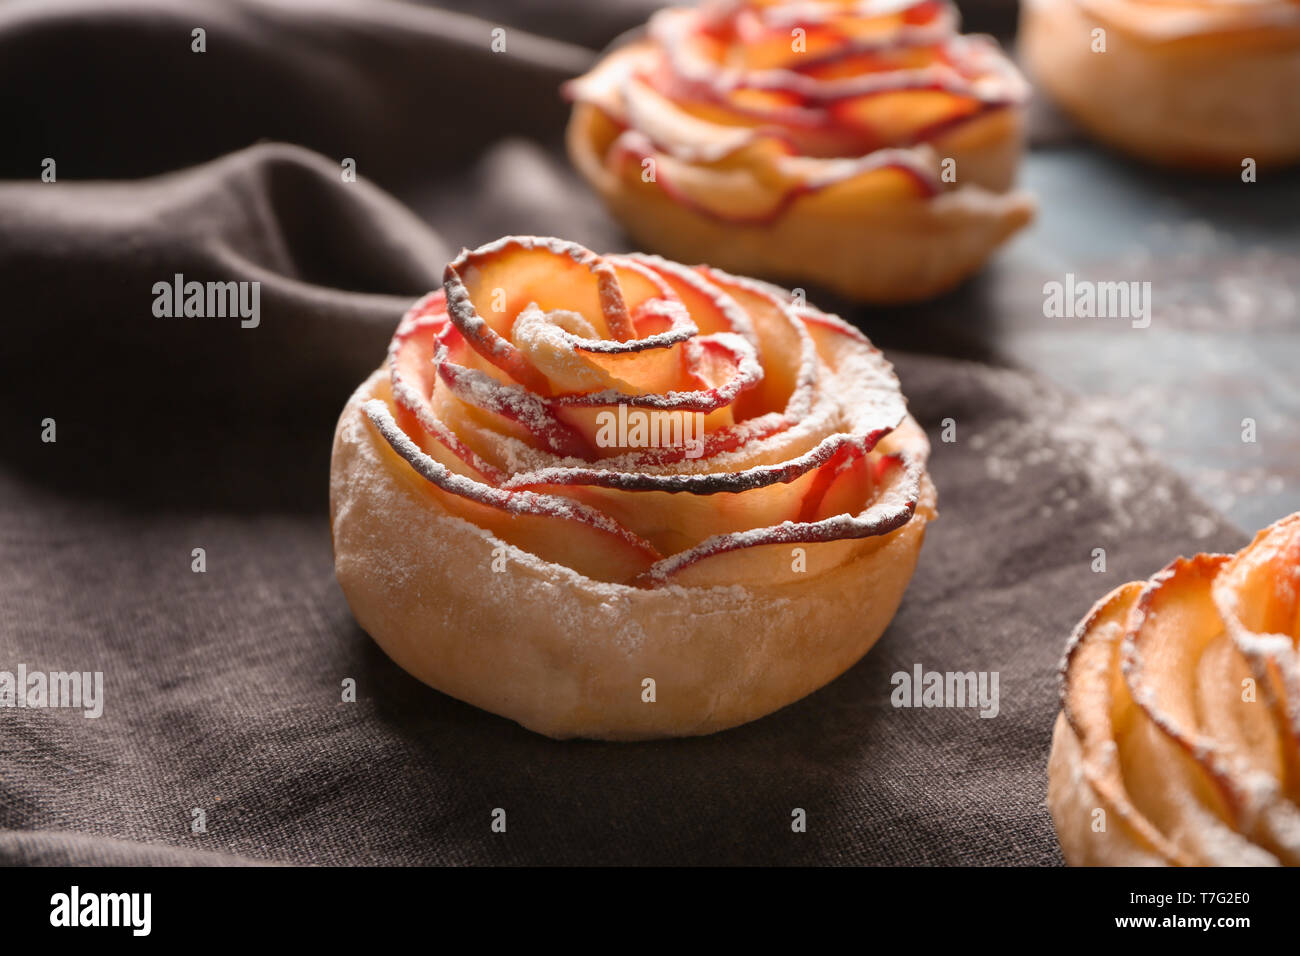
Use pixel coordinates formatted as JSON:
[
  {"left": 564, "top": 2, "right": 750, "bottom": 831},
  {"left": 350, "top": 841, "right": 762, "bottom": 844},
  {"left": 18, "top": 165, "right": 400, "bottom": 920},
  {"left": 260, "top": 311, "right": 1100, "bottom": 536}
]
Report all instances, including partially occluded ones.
[
  {"left": 330, "top": 236, "right": 935, "bottom": 740},
  {"left": 1021, "top": 0, "right": 1300, "bottom": 169},
  {"left": 1048, "top": 513, "right": 1300, "bottom": 865},
  {"left": 564, "top": 0, "right": 1034, "bottom": 303}
]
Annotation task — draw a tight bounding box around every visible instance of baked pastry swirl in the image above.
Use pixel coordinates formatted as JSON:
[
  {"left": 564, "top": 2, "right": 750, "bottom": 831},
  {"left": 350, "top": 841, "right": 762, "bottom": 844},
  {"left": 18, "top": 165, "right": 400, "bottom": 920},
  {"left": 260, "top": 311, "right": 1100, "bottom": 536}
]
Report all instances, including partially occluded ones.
[
  {"left": 565, "top": 0, "right": 1033, "bottom": 303},
  {"left": 1048, "top": 513, "right": 1300, "bottom": 865},
  {"left": 1021, "top": 0, "right": 1300, "bottom": 169},
  {"left": 330, "top": 236, "right": 936, "bottom": 740}
]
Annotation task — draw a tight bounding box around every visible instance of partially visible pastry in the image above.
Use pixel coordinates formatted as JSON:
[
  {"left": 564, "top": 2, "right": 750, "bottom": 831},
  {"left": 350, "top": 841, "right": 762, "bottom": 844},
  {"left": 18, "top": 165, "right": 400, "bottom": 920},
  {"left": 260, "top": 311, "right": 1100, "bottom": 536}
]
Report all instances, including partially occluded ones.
[
  {"left": 565, "top": 0, "right": 1033, "bottom": 303},
  {"left": 1048, "top": 513, "right": 1300, "bottom": 865},
  {"left": 330, "top": 236, "right": 936, "bottom": 740},
  {"left": 1021, "top": 0, "right": 1300, "bottom": 169}
]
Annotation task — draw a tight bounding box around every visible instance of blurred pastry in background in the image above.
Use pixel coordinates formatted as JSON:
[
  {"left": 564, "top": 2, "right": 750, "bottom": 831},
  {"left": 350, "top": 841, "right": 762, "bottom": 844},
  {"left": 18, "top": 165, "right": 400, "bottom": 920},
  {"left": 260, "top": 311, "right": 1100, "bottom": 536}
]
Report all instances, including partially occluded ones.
[
  {"left": 1021, "top": 0, "right": 1300, "bottom": 170},
  {"left": 565, "top": 0, "right": 1034, "bottom": 304}
]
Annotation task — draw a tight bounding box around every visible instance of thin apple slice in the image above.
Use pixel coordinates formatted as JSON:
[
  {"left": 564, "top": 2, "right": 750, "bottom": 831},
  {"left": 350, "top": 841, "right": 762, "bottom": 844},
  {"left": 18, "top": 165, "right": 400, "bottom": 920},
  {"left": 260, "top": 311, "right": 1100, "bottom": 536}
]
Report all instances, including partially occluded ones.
[
  {"left": 622, "top": 76, "right": 766, "bottom": 164},
  {"left": 364, "top": 397, "right": 659, "bottom": 583},
  {"left": 697, "top": 266, "right": 816, "bottom": 419},
  {"left": 443, "top": 236, "right": 635, "bottom": 393},
  {"left": 1214, "top": 513, "right": 1300, "bottom": 773},
  {"left": 735, "top": 16, "right": 867, "bottom": 70},
  {"left": 432, "top": 322, "right": 593, "bottom": 458},
  {"left": 1123, "top": 556, "right": 1299, "bottom": 863},
  {"left": 611, "top": 130, "right": 935, "bottom": 225},
  {"left": 623, "top": 253, "right": 758, "bottom": 342},
  {"left": 526, "top": 464, "right": 822, "bottom": 555},
  {"left": 504, "top": 431, "right": 890, "bottom": 554},
  {"left": 830, "top": 88, "right": 982, "bottom": 145},
  {"left": 386, "top": 292, "right": 503, "bottom": 482},
  {"left": 638, "top": 457, "right": 919, "bottom": 587},
  {"left": 1059, "top": 580, "right": 1192, "bottom": 864},
  {"left": 610, "top": 133, "right": 795, "bottom": 224}
]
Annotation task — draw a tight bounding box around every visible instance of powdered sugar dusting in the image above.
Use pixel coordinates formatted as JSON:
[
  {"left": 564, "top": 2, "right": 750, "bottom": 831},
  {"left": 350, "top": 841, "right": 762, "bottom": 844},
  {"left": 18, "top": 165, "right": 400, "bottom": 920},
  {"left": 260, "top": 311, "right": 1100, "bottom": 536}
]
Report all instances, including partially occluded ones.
[
  {"left": 968, "top": 366, "right": 1218, "bottom": 540},
  {"left": 370, "top": 236, "right": 928, "bottom": 588}
]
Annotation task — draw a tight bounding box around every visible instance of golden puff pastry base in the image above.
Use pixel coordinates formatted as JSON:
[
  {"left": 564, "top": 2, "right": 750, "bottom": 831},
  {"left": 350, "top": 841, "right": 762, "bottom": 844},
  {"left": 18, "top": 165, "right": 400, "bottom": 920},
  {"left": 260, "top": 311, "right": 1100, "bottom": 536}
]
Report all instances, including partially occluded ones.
[{"left": 331, "top": 368, "right": 937, "bottom": 741}]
